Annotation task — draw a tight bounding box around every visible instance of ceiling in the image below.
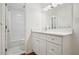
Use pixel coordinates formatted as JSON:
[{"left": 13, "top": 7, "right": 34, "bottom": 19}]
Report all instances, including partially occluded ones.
[
  {"left": 7, "top": 3, "right": 25, "bottom": 12},
  {"left": 7, "top": 3, "right": 51, "bottom": 12},
  {"left": 39, "top": 3, "right": 51, "bottom": 8}
]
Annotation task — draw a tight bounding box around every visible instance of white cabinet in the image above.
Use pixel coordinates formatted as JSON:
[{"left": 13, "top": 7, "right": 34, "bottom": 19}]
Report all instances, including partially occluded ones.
[
  {"left": 32, "top": 33, "right": 46, "bottom": 55},
  {"left": 47, "top": 41, "right": 62, "bottom": 55},
  {"left": 32, "top": 32, "right": 72, "bottom": 55},
  {"left": 46, "top": 35, "right": 62, "bottom": 45},
  {"left": 32, "top": 38, "right": 41, "bottom": 54}
]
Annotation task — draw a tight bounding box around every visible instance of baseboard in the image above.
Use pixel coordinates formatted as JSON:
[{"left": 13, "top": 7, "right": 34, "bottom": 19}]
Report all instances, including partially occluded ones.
[{"left": 21, "top": 52, "right": 36, "bottom": 55}]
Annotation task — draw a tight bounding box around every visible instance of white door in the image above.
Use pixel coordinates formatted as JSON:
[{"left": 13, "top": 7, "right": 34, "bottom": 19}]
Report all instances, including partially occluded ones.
[{"left": 5, "top": 4, "right": 26, "bottom": 55}]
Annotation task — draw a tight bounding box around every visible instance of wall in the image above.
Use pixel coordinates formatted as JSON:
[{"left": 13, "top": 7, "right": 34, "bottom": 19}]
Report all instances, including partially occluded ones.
[
  {"left": 0, "top": 3, "right": 2, "bottom": 55},
  {"left": 72, "top": 3, "right": 79, "bottom": 54},
  {"left": 25, "top": 3, "right": 43, "bottom": 53}
]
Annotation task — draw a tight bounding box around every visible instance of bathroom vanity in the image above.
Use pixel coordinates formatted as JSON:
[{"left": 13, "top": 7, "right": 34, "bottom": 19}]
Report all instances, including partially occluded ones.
[{"left": 32, "top": 30, "right": 72, "bottom": 55}]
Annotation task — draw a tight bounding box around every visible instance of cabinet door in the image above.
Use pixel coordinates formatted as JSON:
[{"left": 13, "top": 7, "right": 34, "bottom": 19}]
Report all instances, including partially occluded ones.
[
  {"left": 47, "top": 41, "right": 62, "bottom": 55},
  {"left": 32, "top": 37, "right": 46, "bottom": 55},
  {"left": 47, "top": 35, "right": 62, "bottom": 45},
  {"left": 32, "top": 38, "right": 41, "bottom": 54},
  {"left": 40, "top": 39, "right": 46, "bottom": 55}
]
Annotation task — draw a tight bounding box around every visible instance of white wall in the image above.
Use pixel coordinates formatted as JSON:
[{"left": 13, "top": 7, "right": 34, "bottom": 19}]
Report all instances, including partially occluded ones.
[
  {"left": 0, "top": 3, "right": 2, "bottom": 55},
  {"left": 25, "top": 3, "right": 43, "bottom": 53},
  {"left": 72, "top": 3, "right": 79, "bottom": 54}
]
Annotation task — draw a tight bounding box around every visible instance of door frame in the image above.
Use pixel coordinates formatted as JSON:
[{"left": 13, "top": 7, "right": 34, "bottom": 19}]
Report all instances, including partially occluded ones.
[
  {"left": 0, "top": 3, "right": 6, "bottom": 55},
  {"left": 5, "top": 3, "right": 26, "bottom": 55}
]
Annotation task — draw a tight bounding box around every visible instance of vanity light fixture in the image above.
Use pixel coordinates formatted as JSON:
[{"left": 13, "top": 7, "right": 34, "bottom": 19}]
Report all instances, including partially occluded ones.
[
  {"left": 43, "top": 4, "right": 52, "bottom": 11},
  {"left": 51, "top": 3, "right": 63, "bottom": 7},
  {"left": 43, "top": 3, "right": 63, "bottom": 11}
]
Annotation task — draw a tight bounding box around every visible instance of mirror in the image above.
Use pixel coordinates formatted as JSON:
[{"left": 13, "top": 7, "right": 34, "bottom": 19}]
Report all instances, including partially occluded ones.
[{"left": 43, "top": 3, "right": 73, "bottom": 31}]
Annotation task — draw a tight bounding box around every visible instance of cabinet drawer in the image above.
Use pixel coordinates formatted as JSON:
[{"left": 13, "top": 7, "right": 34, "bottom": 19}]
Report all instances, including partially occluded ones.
[
  {"left": 47, "top": 41, "right": 62, "bottom": 55},
  {"left": 47, "top": 35, "right": 62, "bottom": 45},
  {"left": 32, "top": 38, "right": 40, "bottom": 48},
  {"left": 32, "top": 38, "right": 40, "bottom": 54},
  {"left": 32, "top": 37, "right": 46, "bottom": 55},
  {"left": 32, "top": 32, "right": 46, "bottom": 39}
]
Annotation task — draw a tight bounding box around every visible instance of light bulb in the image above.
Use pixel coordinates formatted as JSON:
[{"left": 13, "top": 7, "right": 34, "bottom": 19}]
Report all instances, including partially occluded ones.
[
  {"left": 51, "top": 3, "right": 58, "bottom": 7},
  {"left": 51, "top": 3, "right": 63, "bottom": 7}
]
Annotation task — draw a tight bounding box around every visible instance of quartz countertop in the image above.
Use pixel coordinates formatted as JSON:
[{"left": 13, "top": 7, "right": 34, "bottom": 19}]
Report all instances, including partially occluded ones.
[{"left": 32, "top": 29, "right": 72, "bottom": 36}]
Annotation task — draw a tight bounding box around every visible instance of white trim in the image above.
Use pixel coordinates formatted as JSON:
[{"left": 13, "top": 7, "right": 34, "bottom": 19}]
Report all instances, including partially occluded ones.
[{"left": 1, "top": 3, "right": 6, "bottom": 55}]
